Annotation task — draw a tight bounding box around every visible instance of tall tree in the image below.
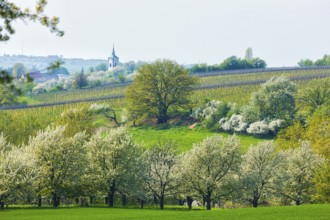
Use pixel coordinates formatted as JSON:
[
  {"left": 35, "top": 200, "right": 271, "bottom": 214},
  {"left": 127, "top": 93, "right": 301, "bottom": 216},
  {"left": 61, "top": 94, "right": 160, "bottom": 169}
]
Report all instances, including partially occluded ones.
[
  {"left": 240, "top": 141, "right": 283, "bottom": 207},
  {"left": 29, "top": 126, "right": 87, "bottom": 207},
  {"left": 72, "top": 72, "right": 88, "bottom": 89},
  {"left": 144, "top": 142, "right": 179, "bottom": 209},
  {"left": 0, "top": 84, "right": 20, "bottom": 106},
  {"left": 12, "top": 63, "right": 26, "bottom": 78},
  {"left": 276, "top": 141, "right": 324, "bottom": 205},
  {"left": 126, "top": 59, "right": 197, "bottom": 124},
  {"left": 181, "top": 135, "right": 242, "bottom": 210},
  {"left": 0, "top": 134, "right": 38, "bottom": 205},
  {"left": 86, "top": 127, "right": 141, "bottom": 207}
]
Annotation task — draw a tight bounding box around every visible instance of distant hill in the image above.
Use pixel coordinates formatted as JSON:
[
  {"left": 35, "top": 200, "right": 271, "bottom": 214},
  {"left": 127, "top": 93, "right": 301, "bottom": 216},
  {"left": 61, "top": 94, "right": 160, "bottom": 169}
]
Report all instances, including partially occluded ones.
[{"left": 0, "top": 54, "right": 107, "bottom": 74}]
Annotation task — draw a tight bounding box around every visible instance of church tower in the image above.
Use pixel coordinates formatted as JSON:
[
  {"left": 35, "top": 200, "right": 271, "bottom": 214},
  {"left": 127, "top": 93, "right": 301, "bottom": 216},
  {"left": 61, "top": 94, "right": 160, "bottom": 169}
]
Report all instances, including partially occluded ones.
[{"left": 108, "top": 45, "right": 119, "bottom": 70}]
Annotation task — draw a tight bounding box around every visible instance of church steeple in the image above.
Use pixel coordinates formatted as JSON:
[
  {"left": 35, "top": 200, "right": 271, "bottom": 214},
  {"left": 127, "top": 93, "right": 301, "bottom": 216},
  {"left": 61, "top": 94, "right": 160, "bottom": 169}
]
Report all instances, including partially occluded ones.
[
  {"left": 108, "top": 44, "right": 119, "bottom": 70},
  {"left": 112, "top": 44, "right": 116, "bottom": 56}
]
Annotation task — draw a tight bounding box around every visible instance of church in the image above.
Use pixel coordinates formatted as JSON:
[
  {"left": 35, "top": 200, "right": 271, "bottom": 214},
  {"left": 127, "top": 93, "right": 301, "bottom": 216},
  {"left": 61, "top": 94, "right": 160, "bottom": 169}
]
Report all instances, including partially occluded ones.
[{"left": 108, "top": 45, "right": 119, "bottom": 70}]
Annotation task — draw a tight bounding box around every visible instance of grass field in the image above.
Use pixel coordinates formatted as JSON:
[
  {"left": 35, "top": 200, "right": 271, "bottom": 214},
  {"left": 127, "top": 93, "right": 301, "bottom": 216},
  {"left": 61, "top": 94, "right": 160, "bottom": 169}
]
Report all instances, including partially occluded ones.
[
  {"left": 129, "top": 126, "right": 270, "bottom": 151},
  {"left": 1, "top": 204, "right": 329, "bottom": 220}
]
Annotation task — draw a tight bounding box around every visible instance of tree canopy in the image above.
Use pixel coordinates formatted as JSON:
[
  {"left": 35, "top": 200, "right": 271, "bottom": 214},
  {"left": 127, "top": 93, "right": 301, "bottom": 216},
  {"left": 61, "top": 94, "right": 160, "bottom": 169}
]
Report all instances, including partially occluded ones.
[
  {"left": 242, "top": 77, "right": 296, "bottom": 123},
  {"left": 126, "top": 59, "right": 197, "bottom": 124}
]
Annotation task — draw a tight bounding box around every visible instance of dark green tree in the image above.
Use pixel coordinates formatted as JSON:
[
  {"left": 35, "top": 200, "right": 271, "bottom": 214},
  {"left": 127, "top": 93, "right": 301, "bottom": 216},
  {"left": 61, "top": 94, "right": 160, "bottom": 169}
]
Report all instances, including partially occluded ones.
[
  {"left": 12, "top": 63, "right": 26, "bottom": 78},
  {"left": 298, "top": 59, "right": 314, "bottom": 67},
  {"left": 126, "top": 59, "right": 197, "bottom": 124},
  {"left": 297, "top": 78, "right": 330, "bottom": 114},
  {"left": 73, "top": 72, "right": 88, "bottom": 89}
]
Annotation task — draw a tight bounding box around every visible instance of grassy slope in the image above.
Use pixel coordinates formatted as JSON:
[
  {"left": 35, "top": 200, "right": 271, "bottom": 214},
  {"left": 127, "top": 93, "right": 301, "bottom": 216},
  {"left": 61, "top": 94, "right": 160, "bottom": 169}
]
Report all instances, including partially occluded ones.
[
  {"left": 2, "top": 204, "right": 329, "bottom": 220},
  {"left": 129, "top": 126, "right": 270, "bottom": 151}
]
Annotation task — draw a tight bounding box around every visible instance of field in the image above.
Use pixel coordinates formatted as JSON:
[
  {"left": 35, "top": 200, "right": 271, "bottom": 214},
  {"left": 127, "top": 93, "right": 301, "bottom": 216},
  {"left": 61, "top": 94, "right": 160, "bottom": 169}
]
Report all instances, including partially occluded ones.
[
  {"left": 129, "top": 126, "right": 267, "bottom": 151},
  {"left": 23, "top": 68, "right": 330, "bottom": 106},
  {"left": 1, "top": 204, "right": 329, "bottom": 220}
]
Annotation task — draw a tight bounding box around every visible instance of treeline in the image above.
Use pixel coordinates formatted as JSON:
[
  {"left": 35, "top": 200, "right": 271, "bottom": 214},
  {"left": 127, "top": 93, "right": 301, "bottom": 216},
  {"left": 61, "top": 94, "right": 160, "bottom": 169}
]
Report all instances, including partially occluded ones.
[
  {"left": 0, "top": 126, "right": 327, "bottom": 210},
  {"left": 190, "top": 56, "right": 266, "bottom": 73},
  {"left": 298, "top": 54, "right": 330, "bottom": 67}
]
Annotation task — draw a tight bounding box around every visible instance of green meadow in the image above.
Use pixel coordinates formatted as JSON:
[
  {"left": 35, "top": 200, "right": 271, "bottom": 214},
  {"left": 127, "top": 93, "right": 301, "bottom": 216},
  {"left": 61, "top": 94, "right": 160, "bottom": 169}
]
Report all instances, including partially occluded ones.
[
  {"left": 1, "top": 204, "right": 329, "bottom": 220},
  {"left": 129, "top": 126, "right": 268, "bottom": 151}
]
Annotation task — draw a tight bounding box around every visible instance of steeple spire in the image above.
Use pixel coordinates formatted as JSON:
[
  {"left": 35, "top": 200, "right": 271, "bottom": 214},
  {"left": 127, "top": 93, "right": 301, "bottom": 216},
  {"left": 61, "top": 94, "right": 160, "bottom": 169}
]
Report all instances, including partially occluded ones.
[
  {"left": 112, "top": 44, "right": 115, "bottom": 56},
  {"left": 108, "top": 44, "right": 119, "bottom": 69}
]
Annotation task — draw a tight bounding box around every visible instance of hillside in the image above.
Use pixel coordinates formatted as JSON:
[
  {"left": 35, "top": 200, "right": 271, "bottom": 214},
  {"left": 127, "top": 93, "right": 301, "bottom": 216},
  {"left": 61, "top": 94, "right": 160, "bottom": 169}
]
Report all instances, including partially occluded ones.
[
  {"left": 0, "top": 54, "right": 106, "bottom": 73},
  {"left": 2, "top": 66, "right": 329, "bottom": 110}
]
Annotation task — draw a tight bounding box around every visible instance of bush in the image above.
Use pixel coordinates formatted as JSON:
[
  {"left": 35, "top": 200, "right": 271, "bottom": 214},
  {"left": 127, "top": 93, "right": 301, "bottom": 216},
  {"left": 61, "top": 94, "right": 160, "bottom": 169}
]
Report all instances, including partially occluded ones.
[{"left": 219, "top": 114, "right": 248, "bottom": 133}]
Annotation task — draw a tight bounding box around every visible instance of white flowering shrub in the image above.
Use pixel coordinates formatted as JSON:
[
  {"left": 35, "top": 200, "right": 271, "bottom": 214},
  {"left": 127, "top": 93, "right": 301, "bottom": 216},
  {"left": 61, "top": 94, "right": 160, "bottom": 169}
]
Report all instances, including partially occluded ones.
[
  {"left": 219, "top": 114, "right": 248, "bottom": 132},
  {"left": 191, "top": 100, "right": 232, "bottom": 126},
  {"left": 31, "top": 77, "right": 73, "bottom": 93},
  {"left": 120, "top": 108, "right": 129, "bottom": 123},
  {"left": 229, "top": 114, "right": 248, "bottom": 132},
  {"left": 202, "top": 100, "right": 221, "bottom": 119},
  {"left": 219, "top": 117, "right": 230, "bottom": 131},
  {"left": 191, "top": 107, "right": 203, "bottom": 120},
  {"left": 245, "top": 119, "right": 285, "bottom": 135},
  {"left": 32, "top": 83, "right": 47, "bottom": 94},
  {"left": 89, "top": 103, "right": 111, "bottom": 114},
  {"left": 269, "top": 119, "right": 284, "bottom": 132},
  {"left": 246, "top": 120, "right": 270, "bottom": 135}
]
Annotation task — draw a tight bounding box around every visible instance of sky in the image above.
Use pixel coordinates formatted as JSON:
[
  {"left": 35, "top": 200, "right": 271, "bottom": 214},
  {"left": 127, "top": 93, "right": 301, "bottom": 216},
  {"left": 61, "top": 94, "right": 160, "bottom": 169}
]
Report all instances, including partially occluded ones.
[{"left": 1, "top": 0, "right": 330, "bottom": 67}]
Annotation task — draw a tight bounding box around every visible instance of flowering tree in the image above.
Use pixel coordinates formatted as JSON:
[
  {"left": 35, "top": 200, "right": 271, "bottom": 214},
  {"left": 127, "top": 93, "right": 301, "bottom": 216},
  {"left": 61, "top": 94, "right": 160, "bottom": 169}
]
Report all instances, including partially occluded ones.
[
  {"left": 0, "top": 134, "right": 38, "bottom": 205},
  {"left": 29, "top": 126, "right": 87, "bottom": 207},
  {"left": 0, "top": 134, "right": 17, "bottom": 201},
  {"left": 181, "top": 135, "right": 242, "bottom": 210},
  {"left": 276, "top": 141, "right": 324, "bottom": 205},
  {"left": 240, "top": 141, "right": 283, "bottom": 207},
  {"left": 144, "top": 142, "right": 179, "bottom": 209},
  {"left": 86, "top": 127, "right": 141, "bottom": 207}
]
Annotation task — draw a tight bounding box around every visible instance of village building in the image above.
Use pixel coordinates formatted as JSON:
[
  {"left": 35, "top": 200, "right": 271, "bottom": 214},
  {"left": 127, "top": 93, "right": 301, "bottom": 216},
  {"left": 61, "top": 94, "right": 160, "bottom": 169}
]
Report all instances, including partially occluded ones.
[{"left": 108, "top": 45, "right": 119, "bottom": 70}]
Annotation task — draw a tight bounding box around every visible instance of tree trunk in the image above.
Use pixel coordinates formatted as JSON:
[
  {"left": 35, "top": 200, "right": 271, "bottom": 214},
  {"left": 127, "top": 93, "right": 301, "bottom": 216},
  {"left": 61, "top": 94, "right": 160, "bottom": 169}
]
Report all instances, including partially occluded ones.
[
  {"left": 157, "top": 117, "right": 167, "bottom": 124},
  {"left": 90, "top": 196, "right": 93, "bottom": 205},
  {"left": 157, "top": 108, "right": 168, "bottom": 124},
  {"left": 252, "top": 191, "right": 260, "bottom": 208},
  {"left": 153, "top": 194, "right": 158, "bottom": 205},
  {"left": 252, "top": 199, "right": 259, "bottom": 208},
  {"left": 52, "top": 193, "right": 59, "bottom": 208},
  {"left": 108, "top": 182, "right": 116, "bottom": 207},
  {"left": 187, "top": 196, "right": 193, "bottom": 210},
  {"left": 27, "top": 196, "right": 31, "bottom": 204},
  {"left": 108, "top": 192, "right": 114, "bottom": 207},
  {"left": 140, "top": 198, "right": 144, "bottom": 209},
  {"left": 37, "top": 195, "right": 42, "bottom": 207},
  {"left": 160, "top": 194, "right": 165, "bottom": 210},
  {"left": 205, "top": 192, "right": 212, "bottom": 210},
  {"left": 122, "top": 194, "right": 127, "bottom": 206}
]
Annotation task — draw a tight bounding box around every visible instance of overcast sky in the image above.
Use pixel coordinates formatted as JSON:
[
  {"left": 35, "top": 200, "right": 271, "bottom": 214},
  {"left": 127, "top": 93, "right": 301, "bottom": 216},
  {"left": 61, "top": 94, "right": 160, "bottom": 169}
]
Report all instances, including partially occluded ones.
[{"left": 1, "top": 0, "right": 330, "bottom": 66}]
